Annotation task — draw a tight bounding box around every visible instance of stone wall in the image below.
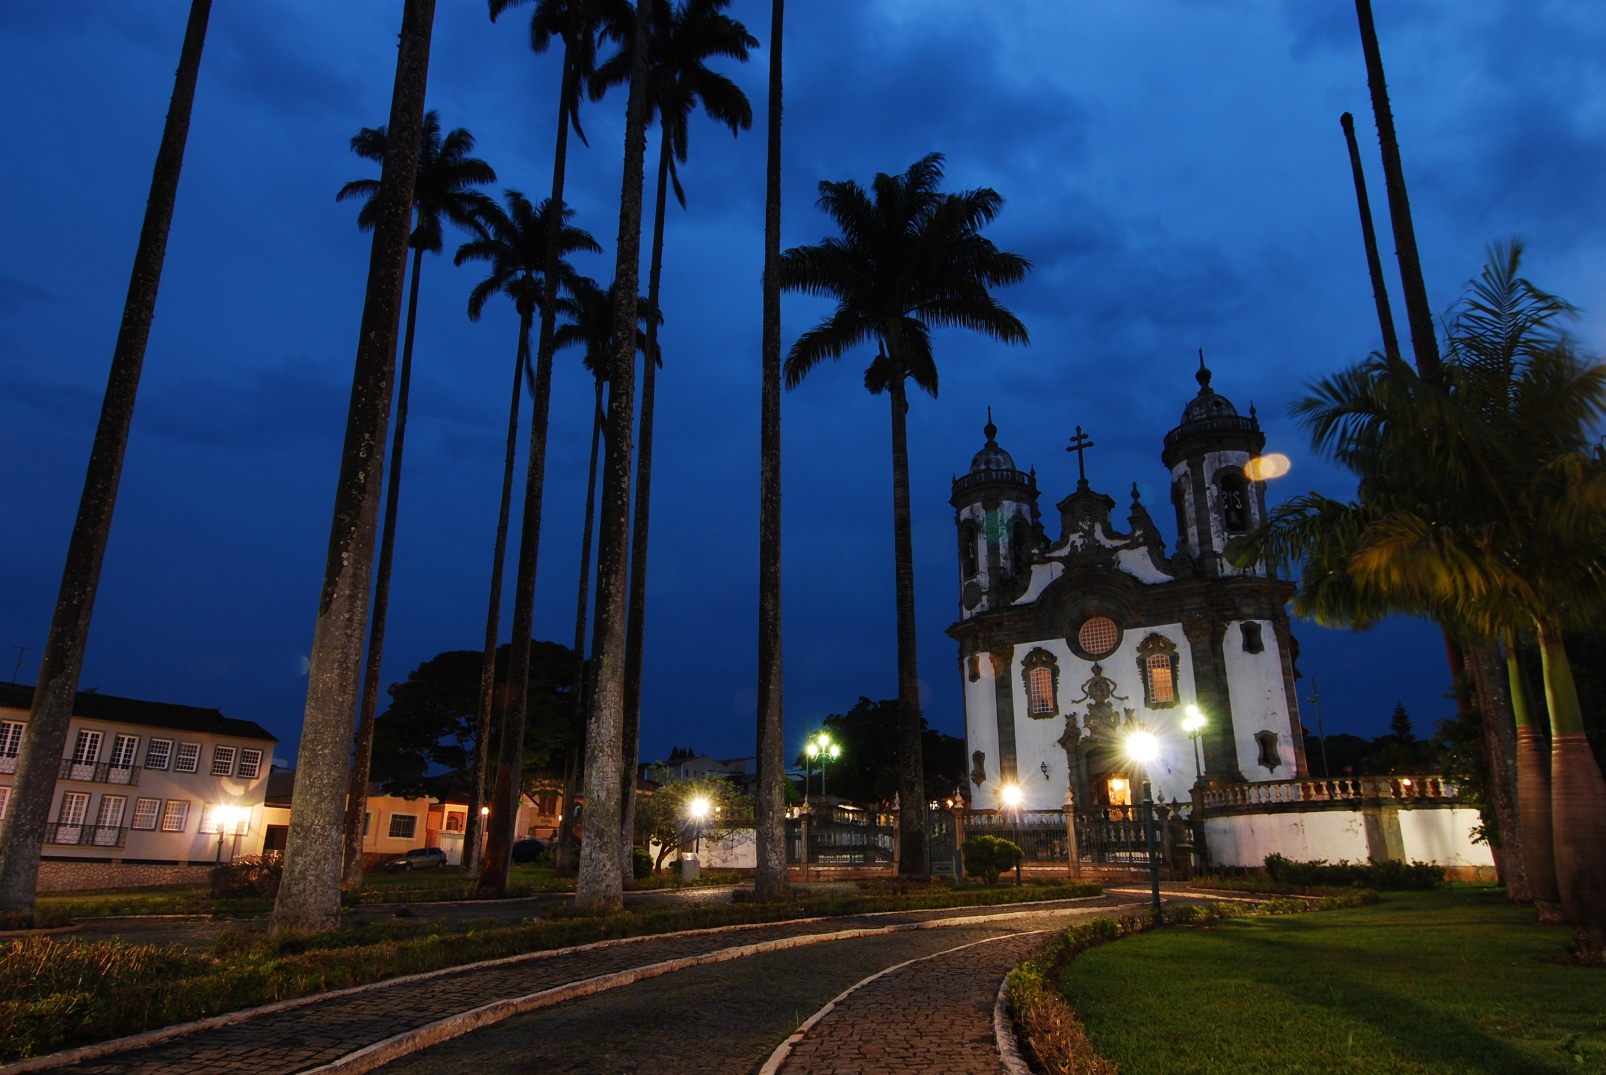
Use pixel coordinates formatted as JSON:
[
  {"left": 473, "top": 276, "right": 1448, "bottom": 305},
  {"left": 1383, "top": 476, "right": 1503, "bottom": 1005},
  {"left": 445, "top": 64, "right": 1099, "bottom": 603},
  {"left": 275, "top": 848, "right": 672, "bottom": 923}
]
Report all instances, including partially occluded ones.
[{"left": 37, "top": 859, "right": 215, "bottom": 893}]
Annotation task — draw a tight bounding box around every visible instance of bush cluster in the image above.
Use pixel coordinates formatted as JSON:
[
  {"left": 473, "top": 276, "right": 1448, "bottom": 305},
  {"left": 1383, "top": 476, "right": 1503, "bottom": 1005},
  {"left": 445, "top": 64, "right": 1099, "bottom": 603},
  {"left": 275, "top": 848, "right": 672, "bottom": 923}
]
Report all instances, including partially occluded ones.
[
  {"left": 1263, "top": 853, "right": 1444, "bottom": 891},
  {"left": 960, "top": 834, "right": 1024, "bottom": 885},
  {"left": 209, "top": 855, "right": 283, "bottom": 900}
]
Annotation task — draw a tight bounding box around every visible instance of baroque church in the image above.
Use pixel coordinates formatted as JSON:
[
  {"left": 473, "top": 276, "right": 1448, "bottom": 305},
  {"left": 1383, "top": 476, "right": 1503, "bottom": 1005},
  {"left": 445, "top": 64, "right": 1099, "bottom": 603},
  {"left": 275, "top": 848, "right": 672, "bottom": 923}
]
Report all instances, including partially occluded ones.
[{"left": 948, "top": 357, "right": 1309, "bottom": 813}]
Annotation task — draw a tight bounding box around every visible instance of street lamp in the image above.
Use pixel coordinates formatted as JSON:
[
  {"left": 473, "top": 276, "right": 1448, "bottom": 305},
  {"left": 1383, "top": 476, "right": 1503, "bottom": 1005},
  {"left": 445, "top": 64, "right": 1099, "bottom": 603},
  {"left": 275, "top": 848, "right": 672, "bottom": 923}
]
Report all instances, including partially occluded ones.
[
  {"left": 1182, "top": 705, "right": 1207, "bottom": 780},
  {"left": 999, "top": 783, "right": 1024, "bottom": 885},
  {"left": 1123, "top": 730, "right": 1163, "bottom": 921},
  {"left": 804, "top": 740, "right": 819, "bottom": 802},
  {"left": 213, "top": 805, "right": 246, "bottom": 863}
]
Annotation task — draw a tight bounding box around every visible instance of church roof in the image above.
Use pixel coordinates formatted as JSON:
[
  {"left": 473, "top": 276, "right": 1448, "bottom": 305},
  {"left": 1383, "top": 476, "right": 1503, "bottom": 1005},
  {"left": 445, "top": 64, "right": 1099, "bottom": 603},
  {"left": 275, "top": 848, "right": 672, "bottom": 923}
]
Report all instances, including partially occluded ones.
[
  {"left": 969, "top": 408, "right": 1016, "bottom": 472},
  {"left": 1162, "top": 350, "right": 1263, "bottom": 468}
]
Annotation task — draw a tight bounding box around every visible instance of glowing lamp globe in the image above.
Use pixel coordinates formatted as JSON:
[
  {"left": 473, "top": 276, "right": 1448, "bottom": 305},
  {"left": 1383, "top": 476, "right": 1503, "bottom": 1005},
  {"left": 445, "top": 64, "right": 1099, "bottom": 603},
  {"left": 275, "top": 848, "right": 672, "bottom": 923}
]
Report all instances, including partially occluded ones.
[
  {"left": 1126, "top": 731, "right": 1160, "bottom": 764},
  {"left": 687, "top": 796, "right": 711, "bottom": 821},
  {"left": 805, "top": 742, "right": 819, "bottom": 759},
  {"left": 1001, "top": 784, "right": 1023, "bottom": 808},
  {"left": 1182, "top": 706, "right": 1206, "bottom": 734}
]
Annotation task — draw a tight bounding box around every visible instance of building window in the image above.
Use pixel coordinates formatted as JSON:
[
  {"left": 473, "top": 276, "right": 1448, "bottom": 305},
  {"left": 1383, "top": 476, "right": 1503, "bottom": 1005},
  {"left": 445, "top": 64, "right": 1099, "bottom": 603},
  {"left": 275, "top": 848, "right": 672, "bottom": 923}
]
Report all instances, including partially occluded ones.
[
  {"left": 1135, "top": 633, "right": 1181, "bottom": 708},
  {"left": 1240, "top": 622, "right": 1264, "bottom": 654},
  {"left": 958, "top": 521, "right": 979, "bottom": 580},
  {"left": 1011, "top": 516, "right": 1032, "bottom": 578},
  {"left": 58, "top": 791, "right": 90, "bottom": 827},
  {"left": 1219, "top": 471, "right": 1250, "bottom": 532},
  {"left": 1076, "top": 616, "right": 1120, "bottom": 659},
  {"left": 132, "top": 798, "right": 161, "bottom": 830},
  {"left": 0, "top": 785, "right": 9, "bottom": 820},
  {"left": 444, "top": 812, "right": 465, "bottom": 832},
  {"left": 161, "top": 800, "right": 190, "bottom": 832},
  {"left": 363, "top": 811, "right": 372, "bottom": 837},
  {"left": 237, "top": 749, "right": 263, "bottom": 780},
  {"left": 210, "top": 746, "right": 237, "bottom": 777},
  {"left": 1255, "top": 731, "right": 1281, "bottom": 771},
  {"left": 174, "top": 743, "right": 201, "bottom": 773},
  {"left": 145, "top": 738, "right": 172, "bottom": 771},
  {"left": 388, "top": 814, "right": 418, "bottom": 840},
  {"left": 94, "top": 795, "right": 127, "bottom": 844},
  {"left": 1020, "top": 648, "right": 1060, "bottom": 718},
  {"left": 1, "top": 721, "right": 23, "bottom": 758},
  {"left": 71, "top": 729, "right": 103, "bottom": 766},
  {"left": 110, "top": 734, "right": 139, "bottom": 771}
]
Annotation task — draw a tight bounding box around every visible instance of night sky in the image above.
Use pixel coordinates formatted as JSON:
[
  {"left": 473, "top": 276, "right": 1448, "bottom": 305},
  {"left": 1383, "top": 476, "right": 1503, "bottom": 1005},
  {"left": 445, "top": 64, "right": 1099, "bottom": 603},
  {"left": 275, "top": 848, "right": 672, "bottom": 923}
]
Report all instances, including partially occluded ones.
[{"left": 3, "top": 2, "right": 1603, "bottom": 769}]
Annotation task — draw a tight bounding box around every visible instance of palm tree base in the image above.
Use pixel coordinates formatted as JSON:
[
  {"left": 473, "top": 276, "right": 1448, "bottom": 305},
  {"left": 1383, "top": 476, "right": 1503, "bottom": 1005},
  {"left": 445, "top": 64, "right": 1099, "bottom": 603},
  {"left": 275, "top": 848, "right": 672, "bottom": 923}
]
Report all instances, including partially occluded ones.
[{"left": 1552, "top": 733, "right": 1606, "bottom": 964}]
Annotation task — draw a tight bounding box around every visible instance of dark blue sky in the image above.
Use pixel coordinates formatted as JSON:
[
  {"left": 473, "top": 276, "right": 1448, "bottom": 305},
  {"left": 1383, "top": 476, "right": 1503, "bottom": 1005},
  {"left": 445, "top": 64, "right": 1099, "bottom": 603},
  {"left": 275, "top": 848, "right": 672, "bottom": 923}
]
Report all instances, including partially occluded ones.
[{"left": 3, "top": 2, "right": 1602, "bottom": 767}]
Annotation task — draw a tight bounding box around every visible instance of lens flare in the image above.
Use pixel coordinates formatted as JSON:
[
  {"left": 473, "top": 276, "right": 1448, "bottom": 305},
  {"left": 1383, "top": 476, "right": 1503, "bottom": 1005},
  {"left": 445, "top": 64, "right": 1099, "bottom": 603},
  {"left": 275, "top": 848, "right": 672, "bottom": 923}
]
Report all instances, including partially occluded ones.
[
  {"left": 1126, "top": 730, "right": 1160, "bottom": 763},
  {"left": 1245, "top": 453, "right": 1291, "bottom": 481}
]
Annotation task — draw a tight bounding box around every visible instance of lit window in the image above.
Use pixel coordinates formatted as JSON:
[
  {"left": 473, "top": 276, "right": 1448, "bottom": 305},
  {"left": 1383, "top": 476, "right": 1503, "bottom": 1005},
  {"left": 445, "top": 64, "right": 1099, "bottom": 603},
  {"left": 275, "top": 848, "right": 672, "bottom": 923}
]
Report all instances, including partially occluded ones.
[
  {"left": 174, "top": 743, "right": 200, "bottom": 773},
  {"left": 1106, "top": 777, "right": 1131, "bottom": 807},
  {"left": 1146, "top": 654, "right": 1175, "bottom": 704},
  {"left": 388, "top": 814, "right": 418, "bottom": 840},
  {"left": 237, "top": 749, "right": 263, "bottom": 780},
  {"left": 1021, "top": 648, "right": 1059, "bottom": 718},
  {"left": 210, "top": 746, "right": 237, "bottom": 776},
  {"left": 144, "top": 739, "right": 172, "bottom": 771},
  {"left": 444, "top": 812, "right": 465, "bottom": 832},
  {"left": 132, "top": 798, "right": 161, "bottom": 830},
  {"left": 1029, "top": 666, "right": 1055, "bottom": 714},
  {"left": 161, "top": 800, "right": 190, "bottom": 832},
  {"left": 1078, "top": 617, "right": 1119, "bottom": 658}
]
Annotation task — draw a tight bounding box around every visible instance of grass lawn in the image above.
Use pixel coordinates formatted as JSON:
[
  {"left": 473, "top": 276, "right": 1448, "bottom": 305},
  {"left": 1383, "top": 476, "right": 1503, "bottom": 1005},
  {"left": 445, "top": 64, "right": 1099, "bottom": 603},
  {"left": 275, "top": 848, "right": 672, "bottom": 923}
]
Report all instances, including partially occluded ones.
[{"left": 1060, "top": 887, "right": 1606, "bottom": 1075}]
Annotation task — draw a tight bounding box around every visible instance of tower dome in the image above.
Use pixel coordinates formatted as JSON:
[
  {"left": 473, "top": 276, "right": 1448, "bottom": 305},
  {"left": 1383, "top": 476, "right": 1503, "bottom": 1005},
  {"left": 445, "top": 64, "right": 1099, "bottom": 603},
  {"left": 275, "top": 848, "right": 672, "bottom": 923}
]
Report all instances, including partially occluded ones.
[{"left": 970, "top": 408, "right": 1016, "bottom": 472}]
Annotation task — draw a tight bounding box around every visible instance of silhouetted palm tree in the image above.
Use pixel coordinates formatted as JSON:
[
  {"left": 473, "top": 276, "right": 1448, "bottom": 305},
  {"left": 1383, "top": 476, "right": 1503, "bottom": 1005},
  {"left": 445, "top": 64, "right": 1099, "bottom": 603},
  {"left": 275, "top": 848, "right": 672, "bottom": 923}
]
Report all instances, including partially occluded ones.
[
  {"left": 576, "top": 0, "right": 654, "bottom": 911},
  {"left": 753, "top": 0, "right": 787, "bottom": 902},
  {"left": 0, "top": 0, "right": 213, "bottom": 917},
  {"left": 272, "top": 0, "right": 436, "bottom": 935},
  {"left": 483, "top": 0, "right": 634, "bottom": 895},
  {"left": 455, "top": 192, "right": 599, "bottom": 881},
  {"left": 334, "top": 112, "right": 495, "bottom": 890},
  {"left": 780, "top": 153, "right": 1030, "bottom": 879},
  {"left": 592, "top": 0, "right": 756, "bottom": 877}
]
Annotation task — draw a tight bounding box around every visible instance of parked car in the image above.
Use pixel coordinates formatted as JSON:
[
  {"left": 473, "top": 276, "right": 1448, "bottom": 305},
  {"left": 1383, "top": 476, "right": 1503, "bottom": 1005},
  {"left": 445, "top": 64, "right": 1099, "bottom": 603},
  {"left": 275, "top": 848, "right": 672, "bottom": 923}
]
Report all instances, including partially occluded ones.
[
  {"left": 511, "top": 838, "right": 547, "bottom": 864},
  {"left": 385, "top": 847, "right": 447, "bottom": 872}
]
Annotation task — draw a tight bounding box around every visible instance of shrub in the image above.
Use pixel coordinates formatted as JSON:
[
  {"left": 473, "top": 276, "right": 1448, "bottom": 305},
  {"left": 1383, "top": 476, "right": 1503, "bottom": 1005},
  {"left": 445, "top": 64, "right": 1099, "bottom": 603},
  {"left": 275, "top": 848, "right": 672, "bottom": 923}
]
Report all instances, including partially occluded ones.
[
  {"left": 1263, "top": 853, "right": 1444, "bottom": 891},
  {"left": 210, "top": 855, "right": 282, "bottom": 900},
  {"left": 961, "top": 835, "right": 1024, "bottom": 885},
  {"left": 0, "top": 906, "right": 74, "bottom": 932},
  {"left": 631, "top": 848, "right": 654, "bottom": 881}
]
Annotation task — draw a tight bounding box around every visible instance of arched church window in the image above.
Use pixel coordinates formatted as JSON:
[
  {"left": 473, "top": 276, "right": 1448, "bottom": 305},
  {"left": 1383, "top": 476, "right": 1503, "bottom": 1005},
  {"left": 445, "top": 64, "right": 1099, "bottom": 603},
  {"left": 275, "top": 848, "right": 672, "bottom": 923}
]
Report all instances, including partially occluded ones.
[
  {"left": 1136, "top": 633, "right": 1180, "bottom": 709},
  {"left": 1076, "top": 616, "right": 1120, "bottom": 659},
  {"left": 1011, "top": 516, "right": 1032, "bottom": 578},
  {"left": 958, "top": 521, "right": 979, "bottom": 579},
  {"left": 1021, "top": 648, "right": 1059, "bottom": 718},
  {"left": 1240, "top": 622, "right": 1264, "bottom": 654},
  {"left": 1219, "top": 471, "right": 1250, "bottom": 532},
  {"left": 1254, "top": 730, "right": 1281, "bottom": 771}
]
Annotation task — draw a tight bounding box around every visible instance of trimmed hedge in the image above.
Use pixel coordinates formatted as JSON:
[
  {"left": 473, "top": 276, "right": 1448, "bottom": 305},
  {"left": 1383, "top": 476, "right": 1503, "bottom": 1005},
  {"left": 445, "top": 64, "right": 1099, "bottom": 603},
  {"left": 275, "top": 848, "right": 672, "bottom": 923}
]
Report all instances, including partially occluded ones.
[{"left": 1263, "top": 853, "right": 1444, "bottom": 891}]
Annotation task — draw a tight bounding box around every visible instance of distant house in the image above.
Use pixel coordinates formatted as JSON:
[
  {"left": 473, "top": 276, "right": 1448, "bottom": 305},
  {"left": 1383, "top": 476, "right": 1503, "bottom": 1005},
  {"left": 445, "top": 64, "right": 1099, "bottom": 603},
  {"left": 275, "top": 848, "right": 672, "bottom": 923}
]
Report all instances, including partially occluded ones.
[
  {"left": 644, "top": 754, "right": 756, "bottom": 792},
  {"left": 0, "top": 682, "right": 276, "bottom": 868}
]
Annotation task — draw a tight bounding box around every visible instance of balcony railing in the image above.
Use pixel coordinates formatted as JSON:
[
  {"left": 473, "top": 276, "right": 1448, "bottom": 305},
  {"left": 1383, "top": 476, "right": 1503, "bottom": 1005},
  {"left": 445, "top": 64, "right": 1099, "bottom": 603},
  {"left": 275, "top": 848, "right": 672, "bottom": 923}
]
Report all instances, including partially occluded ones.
[
  {"left": 45, "top": 823, "right": 129, "bottom": 848},
  {"left": 0, "top": 755, "right": 15, "bottom": 775},
  {"left": 951, "top": 467, "right": 1035, "bottom": 495},
  {"left": 1164, "top": 414, "right": 1259, "bottom": 448},
  {"left": 1199, "top": 775, "right": 1458, "bottom": 812},
  {"left": 56, "top": 759, "right": 142, "bottom": 786}
]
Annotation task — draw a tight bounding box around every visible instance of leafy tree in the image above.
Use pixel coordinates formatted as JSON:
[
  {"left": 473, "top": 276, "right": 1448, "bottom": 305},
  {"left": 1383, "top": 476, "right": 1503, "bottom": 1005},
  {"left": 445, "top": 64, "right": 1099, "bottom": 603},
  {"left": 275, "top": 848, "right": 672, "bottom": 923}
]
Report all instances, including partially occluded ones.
[
  {"left": 370, "top": 642, "right": 576, "bottom": 800},
  {"left": 799, "top": 698, "right": 966, "bottom": 808},
  {"left": 485, "top": 0, "right": 635, "bottom": 898},
  {"left": 591, "top": 0, "right": 757, "bottom": 893},
  {"left": 633, "top": 775, "right": 752, "bottom": 873},
  {"left": 455, "top": 192, "right": 599, "bottom": 880},
  {"left": 0, "top": 0, "right": 212, "bottom": 918},
  {"left": 780, "top": 154, "right": 1030, "bottom": 878},
  {"left": 335, "top": 111, "right": 496, "bottom": 889}
]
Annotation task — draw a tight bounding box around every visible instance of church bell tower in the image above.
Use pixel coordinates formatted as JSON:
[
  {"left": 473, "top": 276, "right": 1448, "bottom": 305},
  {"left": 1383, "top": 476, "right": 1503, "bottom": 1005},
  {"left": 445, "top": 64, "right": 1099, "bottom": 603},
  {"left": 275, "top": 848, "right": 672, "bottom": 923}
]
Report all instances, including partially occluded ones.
[{"left": 951, "top": 410, "right": 1041, "bottom": 619}]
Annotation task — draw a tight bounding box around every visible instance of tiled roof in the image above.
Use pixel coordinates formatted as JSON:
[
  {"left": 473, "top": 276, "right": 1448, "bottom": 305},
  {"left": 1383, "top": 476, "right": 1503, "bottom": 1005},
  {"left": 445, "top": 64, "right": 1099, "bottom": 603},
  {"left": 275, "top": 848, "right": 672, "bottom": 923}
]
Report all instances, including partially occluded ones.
[{"left": 0, "top": 682, "right": 277, "bottom": 742}]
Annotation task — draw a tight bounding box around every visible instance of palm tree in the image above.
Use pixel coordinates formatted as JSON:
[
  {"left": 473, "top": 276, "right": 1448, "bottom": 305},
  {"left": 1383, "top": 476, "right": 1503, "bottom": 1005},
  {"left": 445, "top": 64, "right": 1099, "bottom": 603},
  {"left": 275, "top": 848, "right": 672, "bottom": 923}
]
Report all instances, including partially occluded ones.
[
  {"left": 753, "top": 0, "right": 787, "bottom": 902},
  {"left": 576, "top": 0, "right": 655, "bottom": 912},
  {"left": 272, "top": 0, "right": 436, "bottom": 935},
  {"left": 779, "top": 154, "right": 1030, "bottom": 879},
  {"left": 334, "top": 112, "right": 495, "bottom": 891},
  {"left": 591, "top": 0, "right": 757, "bottom": 878},
  {"left": 455, "top": 192, "right": 599, "bottom": 884},
  {"left": 0, "top": 0, "right": 213, "bottom": 916},
  {"left": 551, "top": 278, "right": 655, "bottom": 875},
  {"left": 483, "top": 0, "right": 633, "bottom": 896}
]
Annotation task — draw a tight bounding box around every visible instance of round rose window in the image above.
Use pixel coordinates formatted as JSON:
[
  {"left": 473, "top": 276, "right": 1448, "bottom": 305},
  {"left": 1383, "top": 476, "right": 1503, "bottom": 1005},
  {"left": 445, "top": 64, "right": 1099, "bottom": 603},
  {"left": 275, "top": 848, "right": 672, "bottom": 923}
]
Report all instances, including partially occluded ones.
[{"left": 1077, "top": 616, "right": 1119, "bottom": 658}]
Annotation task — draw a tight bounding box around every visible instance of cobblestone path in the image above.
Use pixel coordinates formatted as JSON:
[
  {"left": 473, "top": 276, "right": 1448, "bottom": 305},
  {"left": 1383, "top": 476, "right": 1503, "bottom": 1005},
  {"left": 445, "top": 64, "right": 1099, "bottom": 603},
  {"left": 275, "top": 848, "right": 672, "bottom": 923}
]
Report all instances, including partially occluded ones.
[
  {"left": 54, "top": 897, "right": 1119, "bottom": 1075},
  {"left": 775, "top": 930, "right": 1050, "bottom": 1075}
]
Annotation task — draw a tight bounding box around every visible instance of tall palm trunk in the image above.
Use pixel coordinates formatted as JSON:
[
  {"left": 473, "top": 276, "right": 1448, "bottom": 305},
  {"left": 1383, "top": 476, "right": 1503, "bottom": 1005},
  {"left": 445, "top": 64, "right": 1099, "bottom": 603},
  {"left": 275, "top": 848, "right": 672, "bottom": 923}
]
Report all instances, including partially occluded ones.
[
  {"left": 1339, "top": 111, "right": 1401, "bottom": 363},
  {"left": 576, "top": 0, "right": 654, "bottom": 912},
  {"left": 619, "top": 129, "right": 674, "bottom": 877},
  {"left": 559, "top": 378, "right": 605, "bottom": 876},
  {"left": 1466, "top": 644, "right": 1527, "bottom": 901},
  {"left": 1353, "top": 0, "right": 1440, "bottom": 381},
  {"left": 465, "top": 317, "right": 530, "bottom": 877},
  {"left": 1537, "top": 625, "right": 1606, "bottom": 962},
  {"left": 273, "top": 0, "right": 434, "bottom": 934},
  {"left": 753, "top": 0, "right": 789, "bottom": 903},
  {"left": 1509, "top": 640, "right": 1561, "bottom": 921},
  {"left": 0, "top": 0, "right": 212, "bottom": 915},
  {"left": 481, "top": 58, "right": 584, "bottom": 894},
  {"left": 888, "top": 373, "right": 927, "bottom": 880},
  {"left": 342, "top": 244, "right": 425, "bottom": 892}
]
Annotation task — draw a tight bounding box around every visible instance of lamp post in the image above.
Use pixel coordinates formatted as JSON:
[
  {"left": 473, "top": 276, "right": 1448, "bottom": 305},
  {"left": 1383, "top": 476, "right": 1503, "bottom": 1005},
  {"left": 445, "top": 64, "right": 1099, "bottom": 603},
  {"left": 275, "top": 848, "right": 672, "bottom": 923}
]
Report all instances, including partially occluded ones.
[
  {"left": 213, "top": 805, "right": 246, "bottom": 864},
  {"left": 804, "top": 740, "right": 818, "bottom": 803},
  {"left": 1307, "top": 678, "right": 1331, "bottom": 779},
  {"left": 1182, "top": 705, "right": 1207, "bottom": 781},
  {"left": 1125, "top": 730, "right": 1163, "bottom": 921},
  {"left": 1001, "top": 783, "right": 1023, "bottom": 886}
]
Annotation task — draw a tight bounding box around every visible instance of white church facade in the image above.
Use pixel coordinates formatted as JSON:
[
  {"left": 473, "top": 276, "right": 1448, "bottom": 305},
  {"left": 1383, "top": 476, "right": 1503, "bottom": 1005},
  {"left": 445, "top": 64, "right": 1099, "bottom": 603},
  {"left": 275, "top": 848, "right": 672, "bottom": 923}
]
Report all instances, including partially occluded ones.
[{"left": 947, "top": 358, "right": 1494, "bottom": 873}]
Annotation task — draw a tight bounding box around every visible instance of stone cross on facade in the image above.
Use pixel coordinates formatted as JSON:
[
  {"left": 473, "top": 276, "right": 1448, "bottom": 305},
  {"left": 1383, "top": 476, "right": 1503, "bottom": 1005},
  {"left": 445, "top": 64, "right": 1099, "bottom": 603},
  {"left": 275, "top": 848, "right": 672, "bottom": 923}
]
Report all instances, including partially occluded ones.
[{"left": 1066, "top": 425, "right": 1095, "bottom": 488}]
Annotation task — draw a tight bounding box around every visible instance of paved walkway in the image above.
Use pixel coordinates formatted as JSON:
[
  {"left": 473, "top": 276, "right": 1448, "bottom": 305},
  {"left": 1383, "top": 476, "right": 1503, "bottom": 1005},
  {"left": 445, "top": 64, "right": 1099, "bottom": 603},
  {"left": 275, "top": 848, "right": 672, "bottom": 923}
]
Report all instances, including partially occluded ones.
[{"left": 44, "top": 897, "right": 1124, "bottom": 1075}]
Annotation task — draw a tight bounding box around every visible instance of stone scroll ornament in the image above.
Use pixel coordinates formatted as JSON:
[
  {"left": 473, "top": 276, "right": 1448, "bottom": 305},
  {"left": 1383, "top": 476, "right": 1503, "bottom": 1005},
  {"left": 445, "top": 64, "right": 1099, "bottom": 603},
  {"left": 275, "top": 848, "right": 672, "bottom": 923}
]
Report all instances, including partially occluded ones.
[
  {"left": 1067, "top": 663, "right": 1127, "bottom": 736},
  {"left": 971, "top": 750, "right": 988, "bottom": 787}
]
